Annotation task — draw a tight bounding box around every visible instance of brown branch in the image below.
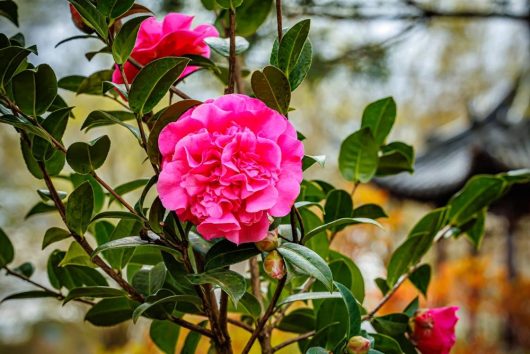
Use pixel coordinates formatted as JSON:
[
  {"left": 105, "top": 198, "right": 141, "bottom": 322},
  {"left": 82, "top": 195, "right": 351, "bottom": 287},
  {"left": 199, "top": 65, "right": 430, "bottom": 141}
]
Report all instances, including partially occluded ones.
[
  {"left": 3, "top": 266, "right": 94, "bottom": 306},
  {"left": 228, "top": 317, "right": 254, "bottom": 332},
  {"left": 242, "top": 276, "right": 287, "bottom": 354},
  {"left": 273, "top": 277, "right": 314, "bottom": 327},
  {"left": 276, "top": 0, "right": 283, "bottom": 42},
  {"left": 118, "top": 64, "right": 131, "bottom": 92},
  {"left": 272, "top": 330, "right": 316, "bottom": 352},
  {"left": 225, "top": 8, "right": 237, "bottom": 94},
  {"left": 168, "top": 315, "right": 214, "bottom": 338},
  {"left": 249, "top": 256, "right": 264, "bottom": 313},
  {"left": 90, "top": 173, "right": 140, "bottom": 217}
]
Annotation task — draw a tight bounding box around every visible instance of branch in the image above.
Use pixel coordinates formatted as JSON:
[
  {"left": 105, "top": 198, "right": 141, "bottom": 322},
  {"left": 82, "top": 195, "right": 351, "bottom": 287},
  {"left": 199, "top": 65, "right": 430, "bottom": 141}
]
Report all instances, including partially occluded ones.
[
  {"left": 276, "top": 0, "right": 283, "bottom": 42},
  {"left": 249, "top": 256, "right": 264, "bottom": 312},
  {"left": 272, "top": 330, "right": 316, "bottom": 352},
  {"left": 91, "top": 172, "right": 140, "bottom": 217},
  {"left": 225, "top": 8, "right": 237, "bottom": 94},
  {"left": 168, "top": 315, "right": 214, "bottom": 338}
]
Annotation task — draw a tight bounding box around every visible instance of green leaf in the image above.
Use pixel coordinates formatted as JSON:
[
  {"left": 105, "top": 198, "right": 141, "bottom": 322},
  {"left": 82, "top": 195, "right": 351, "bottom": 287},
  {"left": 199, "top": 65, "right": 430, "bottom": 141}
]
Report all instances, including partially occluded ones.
[
  {"left": 66, "top": 135, "right": 111, "bottom": 174},
  {"left": 288, "top": 39, "right": 312, "bottom": 90},
  {"left": 371, "top": 333, "right": 403, "bottom": 354},
  {"left": 66, "top": 181, "right": 94, "bottom": 235},
  {"left": 306, "top": 347, "right": 330, "bottom": 354},
  {"left": 352, "top": 204, "right": 388, "bottom": 220},
  {"left": 47, "top": 250, "right": 107, "bottom": 290},
  {"left": 375, "top": 277, "right": 390, "bottom": 296},
  {"left": 230, "top": 292, "right": 261, "bottom": 319},
  {"left": 448, "top": 175, "right": 505, "bottom": 226},
  {"left": 329, "top": 251, "right": 365, "bottom": 303},
  {"left": 59, "top": 242, "right": 95, "bottom": 268},
  {"left": 315, "top": 299, "right": 349, "bottom": 348},
  {"left": 12, "top": 64, "right": 57, "bottom": 116},
  {"left": 64, "top": 286, "right": 125, "bottom": 304},
  {"left": 324, "top": 189, "right": 353, "bottom": 232},
  {"left": 204, "top": 36, "right": 249, "bottom": 57},
  {"left": 215, "top": 0, "right": 243, "bottom": 9},
  {"left": 188, "top": 269, "right": 246, "bottom": 305},
  {"left": 42, "top": 227, "right": 70, "bottom": 249},
  {"left": 302, "top": 154, "right": 326, "bottom": 171},
  {"left": 251, "top": 65, "right": 291, "bottom": 115},
  {"left": 92, "top": 236, "right": 182, "bottom": 260},
  {"left": 133, "top": 293, "right": 195, "bottom": 323},
  {"left": 85, "top": 297, "right": 137, "bottom": 326},
  {"left": 339, "top": 128, "right": 379, "bottom": 183},
  {"left": 371, "top": 313, "right": 409, "bottom": 336},
  {"left": 277, "top": 308, "right": 315, "bottom": 333},
  {"left": 0, "top": 46, "right": 30, "bottom": 90},
  {"left": 278, "top": 243, "right": 333, "bottom": 291},
  {"left": 91, "top": 211, "right": 143, "bottom": 223},
  {"left": 146, "top": 100, "right": 201, "bottom": 166},
  {"left": 58, "top": 75, "right": 86, "bottom": 92},
  {"left": 76, "top": 70, "right": 112, "bottom": 95},
  {"left": 0, "top": 1, "right": 18, "bottom": 26},
  {"left": 109, "top": 178, "right": 149, "bottom": 204},
  {"left": 304, "top": 217, "right": 382, "bottom": 243},
  {"left": 1, "top": 291, "right": 58, "bottom": 303},
  {"left": 277, "top": 292, "right": 342, "bottom": 307},
  {"left": 361, "top": 97, "right": 396, "bottom": 145},
  {"left": 128, "top": 57, "right": 190, "bottom": 115},
  {"left": 204, "top": 240, "right": 259, "bottom": 271},
  {"left": 277, "top": 19, "right": 311, "bottom": 75},
  {"left": 376, "top": 141, "right": 414, "bottom": 176},
  {"left": 131, "top": 262, "right": 167, "bottom": 297},
  {"left": 25, "top": 202, "right": 57, "bottom": 219},
  {"left": 13, "top": 262, "right": 34, "bottom": 278},
  {"left": 231, "top": 0, "right": 272, "bottom": 36},
  {"left": 181, "top": 321, "right": 208, "bottom": 353},
  {"left": 409, "top": 264, "right": 431, "bottom": 297},
  {"left": 0, "top": 227, "right": 14, "bottom": 267},
  {"left": 334, "top": 281, "right": 361, "bottom": 337},
  {"left": 465, "top": 208, "right": 486, "bottom": 248},
  {"left": 112, "top": 15, "right": 149, "bottom": 64},
  {"left": 81, "top": 110, "right": 139, "bottom": 140},
  {"left": 68, "top": 0, "right": 108, "bottom": 39},
  {"left": 1, "top": 115, "right": 51, "bottom": 143},
  {"left": 150, "top": 320, "right": 180, "bottom": 354},
  {"left": 403, "top": 297, "right": 419, "bottom": 317},
  {"left": 32, "top": 107, "right": 72, "bottom": 161}
]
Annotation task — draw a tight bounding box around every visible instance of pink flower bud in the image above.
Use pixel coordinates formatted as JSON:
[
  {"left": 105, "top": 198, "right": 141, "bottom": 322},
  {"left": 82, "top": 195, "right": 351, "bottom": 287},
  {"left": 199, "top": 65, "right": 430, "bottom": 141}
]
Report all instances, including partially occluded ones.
[
  {"left": 69, "top": 4, "right": 95, "bottom": 34},
  {"left": 410, "top": 306, "right": 459, "bottom": 354},
  {"left": 263, "top": 250, "right": 286, "bottom": 280},
  {"left": 346, "top": 336, "right": 371, "bottom": 354},
  {"left": 255, "top": 230, "right": 279, "bottom": 252}
]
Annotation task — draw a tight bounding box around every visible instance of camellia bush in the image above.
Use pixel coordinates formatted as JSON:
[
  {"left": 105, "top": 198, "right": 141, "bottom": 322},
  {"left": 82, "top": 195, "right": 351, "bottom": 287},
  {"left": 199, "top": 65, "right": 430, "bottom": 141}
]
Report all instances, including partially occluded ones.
[{"left": 0, "top": 1, "right": 529, "bottom": 354}]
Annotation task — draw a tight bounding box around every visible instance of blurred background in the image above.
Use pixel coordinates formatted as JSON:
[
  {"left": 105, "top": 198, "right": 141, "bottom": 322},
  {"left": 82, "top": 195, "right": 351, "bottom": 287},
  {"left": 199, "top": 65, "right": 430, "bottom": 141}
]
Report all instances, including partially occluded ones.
[{"left": 0, "top": 0, "right": 529, "bottom": 353}]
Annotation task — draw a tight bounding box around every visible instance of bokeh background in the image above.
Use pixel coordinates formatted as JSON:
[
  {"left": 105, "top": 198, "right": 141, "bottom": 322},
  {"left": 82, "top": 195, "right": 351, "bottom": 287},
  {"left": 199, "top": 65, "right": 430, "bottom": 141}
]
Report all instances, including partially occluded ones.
[{"left": 0, "top": 0, "right": 529, "bottom": 353}]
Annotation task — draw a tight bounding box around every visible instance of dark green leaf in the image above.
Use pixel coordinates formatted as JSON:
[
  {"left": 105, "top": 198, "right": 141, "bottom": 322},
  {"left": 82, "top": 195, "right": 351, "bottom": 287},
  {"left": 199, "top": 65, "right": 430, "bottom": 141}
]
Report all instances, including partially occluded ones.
[
  {"left": 375, "top": 277, "right": 390, "bottom": 296},
  {"left": 13, "top": 262, "right": 34, "bottom": 277},
  {"left": 65, "top": 181, "right": 94, "bottom": 235},
  {"left": 231, "top": 0, "right": 272, "bottom": 36},
  {"left": 131, "top": 262, "right": 167, "bottom": 297},
  {"left": 335, "top": 281, "right": 361, "bottom": 337},
  {"left": 277, "top": 19, "right": 311, "bottom": 75},
  {"left": 278, "top": 243, "right": 333, "bottom": 291},
  {"left": 230, "top": 292, "right": 261, "bottom": 319},
  {"left": 465, "top": 208, "right": 486, "bottom": 248},
  {"left": 112, "top": 15, "right": 149, "bottom": 64},
  {"left": 204, "top": 36, "right": 248, "bottom": 56},
  {"left": 85, "top": 297, "right": 137, "bottom": 326},
  {"left": 92, "top": 236, "right": 182, "bottom": 260},
  {"left": 150, "top": 320, "right": 180, "bottom": 354},
  {"left": 1, "top": 291, "right": 57, "bottom": 303},
  {"left": 181, "top": 321, "right": 208, "bottom": 354},
  {"left": 251, "top": 65, "right": 290, "bottom": 115},
  {"left": 409, "top": 264, "right": 431, "bottom": 297},
  {"left": 59, "top": 242, "right": 95, "bottom": 267},
  {"left": 128, "top": 57, "right": 190, "bottom": 115},
  {"left": 12, "top": 64, "right": 57, "bottom": 116},
  {"left": 376, "top": 141, "right": 414, "bottom": 176},
  {"left": 215, "top": 0, "right": 243, "bottom": 9},
  {"left": 68, "top": 0, "right": 108, "bottom": 39},
  {"left": 204, "top": 240, "right": 259, "bottom": 271},
  {"left": 371, "top": 333, "right": 403, "bottom": 354},
  {"left": 32, "top": 107, "right": 72, "bottom": 161},
  {"left": 133, "top": 293, "right": 195, "bottom": 323},
  {"left": 288, "top": 39, "right": 312, "bottom": 90},
  {"left": 324, "top": 189, "right": 353, "bottom": 232},
  {"left": 64, "top": 286, "right": 125, "bottom": 304},
  {"left": 0, "top": 1, "right": 18, "bottom": 26},
  {"left": 353, "top": 204, "right": 388, "bottom": 220},
  {"left": 304, "top": 217, "right": 382, "bottom": 243},
  {"left": 81, "top": 110, "right": 136, "bottom": 135},
  {"left": 0, "top": 46, "right": 30, "bottom": 90},
  {"left": 339, "top": 128, "right": 379, "bottom": 183},
  {"left": 277, "top": 292, "right": 342, "bottom": 307},
  {"left": 76, "top": 70, "right": 112, "bottom": 96},
  {"left": 306, "top": 347, "right": 330, "bottom": 354},
  {"left": 302, "top": 154, "right": 326, "bottom": 171},
  {"left": 372, "top": 313, "right": 409, "bottom": 336},
  {"left": 277, "top": 308, "right": 315, "bottom": 333},
  {"left": 0, "top": 227, "right": 14, "bottom": 267},
  {"left": 66, "top": 135, "right": 111, "bottom": 174},
  {"left": 58, "top": 75, "right": 86, "bottom": 92},
  {"left": 91, "top": 211, "right": 143, "bottom": 223},
  {"left": 25, "top": 201, "right": 56, "bottom": 219},
  {"left": 361, "top": 97, "right": 396, "bottom": 145},
  {"left": 188, "top": 269, "right": 246, "bottom": 305},
  {"left": 329, "top": 251, "right": 365, "bottom": 303}
]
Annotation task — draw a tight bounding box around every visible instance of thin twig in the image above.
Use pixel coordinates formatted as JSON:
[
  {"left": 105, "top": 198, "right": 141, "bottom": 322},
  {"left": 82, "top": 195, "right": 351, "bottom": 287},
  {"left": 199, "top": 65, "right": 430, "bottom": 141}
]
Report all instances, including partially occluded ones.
[
  {"left": 276, "top": 0, "right": 283, "bottom": 42},
  {"left": 168, "top": 315, "right": 214, "bottom": 338},
  {"left": 273, "top": 277, "right": 315, "bottom": 326},
  {"left": 225, "top": 8, "right": 237, "bottom": 94},
  {"left": 3, "top": 266, "right": 94, "bottom": 306},
  {"left": 91, "top": 172, "right": 140, "bottom": 217},
  {"left": 249, "top": 256, "right": 264, "bottom": 313},
  {"left": 242, "top": 276, "right": 287, "bottom": 354},
  {"left": 272, "top": 330, "right": 316, "bottom": 352},
  {"left": 118, "top": 64, "right": 131, "bottom": 92}
]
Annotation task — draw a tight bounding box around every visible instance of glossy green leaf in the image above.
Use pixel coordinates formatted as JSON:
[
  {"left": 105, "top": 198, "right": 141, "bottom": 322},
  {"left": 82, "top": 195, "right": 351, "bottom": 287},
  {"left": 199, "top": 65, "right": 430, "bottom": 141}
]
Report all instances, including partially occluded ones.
[
  {"left": 31, "top": 107, "right": 72, "bottom": 161},
  {"left": 85, "top": 297, "right": 137, "bottom": 326},
  {"left": 361, "top": 97, "right": 396, "bottom": 145},
  {"left": 81, "top": 110, "right": 139, "bottom": 140},
  {"left": 329, "top": 251, "right": 365, "bottom": 303},
  {"left": 231, "top": 0, "right": 272, "bottom": 36},
  {"left": 306, "top": 347, "right": 330, "bottom": 354},
  {"left": 339, "top": 128, "right": 379, "bottom": 183},
  {"left": 188, "top": 269, "right": 246, "bottom": 305},
  {"left": 131, "top": 262, "right": 167, "bottom": 297},
  {"left": 204, "top": 36, "right": 248, "bottom": 57},
  {"left": 215, "top": 0, "right": 243, "bottom": 8},
  {"left": 465, "top": 208, "right": 486, "bottom": 248},
  {"left": 47, "top": 250, "right": 107, "bottom": 290},
  {"left": 230, "top": 292, "right": 261, "bottom": 319},
  {"left": 92, "top": 236, "right": 182, "bottom": 260},
  {"left": 12, "top": 64, "right": 57, "bottom": 116},
  {"left": 277, "top": 19, "right": 311, "bottom": 75},
  {"left": 1, "top": 291, "right": 57, "bottom": 303},
  {"left": 0, "top": 46, "right": 30, "bottom": 90},
  {"left": 288, "top": 39, "right": 312, "bottom": 90},
  {"left": 150, "top": 320, "right": 180, "bottom": 354},
  {"left": 68, "top": 0, "right": 108, "bottom": 39},
  {"left": 204, "top": 240, "right": 259, "bottom": 271},
  {"left": 335, "top": 281, "right": 361, "bottom": 337},
  {"left": 64, "top": 286, "right": 125, "bottom": 304},
  {"left": 277, "top": 292, "right": 342, "bottom": 307},
  {"left": 13, "top": 262, "right": 34, "bottom": 278},
  {"left": 302, "top": 154, "right": 326, "bottom": 171},
  {"left": 304, "top": 217, "right": 382, "bottom": 243},
  {"left": 376, "top": 141, "right": 414, "bottom": 176},
  {"left": 181, "top": 321, "right": 208, "bottom": 353},
  {"left": 409, "top": 264, "right": 431, "bottom": 297},
  {"left": 251, "top": 65, "right": 291, "bottom": 115},
  {"left": 371, "top": 313, "right": 409, "bottom": 336},
  {"left": 25, "top": 201, "right": 57, "bottom": 219},
  {"left": 59, "top": 242, "right": 95, "bottom": 268},
  {"left": 58, "top": 75, "right": 85, "bottom": 92},
  {"left": 324, "top": 189, "right": 353, "bottom": 232},
  {"left": 278, "top": 243, "right": 333, "bottom": 291},
  {"left": 277, "top": 308, "right": 315, "bottom": 333},
  {"left": 352, "top": 204, "right": 388, "bottom": 220},
  {"left": 129, "top": 57, "right": 190, "bottom": 115},
  {"left": 90, "top": 211, "right": 143, "bottom": 223},
  {"left": 0, "top": 1, "right": 18, "bottom": 26},
  {"left": 65, "top": 182, "right": 94, "bottom": 235},
  {"left": 132, "top": 293, "right": 196, "bottom": 323},
  {"left": 76, "top": 70, "right": 112, "bottom": 95},
  {"left": 371, "top": 333, "right": 403, "bottom": 354},
  {"left": 0, "top": 227, "right": 14, "bottom": 267},
  {"left": 112, "top": 15, "right": 149, "bottom": 64},
  {"left": 66, "top": 135, "right": 111, "bottom": 174}
]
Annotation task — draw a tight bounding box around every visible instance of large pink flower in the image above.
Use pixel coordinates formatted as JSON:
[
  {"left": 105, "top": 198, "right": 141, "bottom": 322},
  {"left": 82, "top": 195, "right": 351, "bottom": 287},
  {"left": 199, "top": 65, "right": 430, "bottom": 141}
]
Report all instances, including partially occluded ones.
[
  {"left": 411, "top": 307, "right": 459, "bottom": 354},
  {"left": 157, "top": 94, "right": 304, "bottom": 244},
  {"left": 112, "top": 13, "right": 218, "bottom": 84}
]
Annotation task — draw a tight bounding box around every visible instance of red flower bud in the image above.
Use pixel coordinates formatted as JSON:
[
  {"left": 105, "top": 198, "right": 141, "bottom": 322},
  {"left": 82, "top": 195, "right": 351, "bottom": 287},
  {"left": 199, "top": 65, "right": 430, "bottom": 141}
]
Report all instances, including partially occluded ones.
[
  {"left": 69, "top": 4, "right": 95, "bottom": 34},
  {"left": 263, "top": 250, "right": 286, "bottom": 280},
  {"left": 410, "top": 307, "right": 459, "bottom": 354},
  {"left": 255, "top": 230, "right": 279, "bottom": 252},
  {"left": 346, "top": 336, "right": 371, "bottom": 354}
]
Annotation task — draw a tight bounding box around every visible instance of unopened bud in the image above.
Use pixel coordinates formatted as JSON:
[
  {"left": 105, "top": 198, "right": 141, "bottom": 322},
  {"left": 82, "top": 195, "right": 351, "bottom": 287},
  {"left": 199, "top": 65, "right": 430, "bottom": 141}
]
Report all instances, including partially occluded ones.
[
  {"left": 255, "top": 230, "right": 279, "bottom": 252},
  {"left": 263, "top": 250, "right": 286, "bottom": 279},
  {"left": 69, "top": 4, "right": 95, "bottom": 34},
  {"left": 346, "top": 336, "right": 371, "bottom": 354}
]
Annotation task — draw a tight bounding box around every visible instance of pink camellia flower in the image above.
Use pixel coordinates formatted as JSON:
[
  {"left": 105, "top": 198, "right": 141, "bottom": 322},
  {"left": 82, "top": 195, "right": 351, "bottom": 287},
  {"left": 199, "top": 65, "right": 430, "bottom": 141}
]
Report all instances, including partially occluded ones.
[
  {"left": 410, "top": 306, "right": 459, "bottom": 354},
  {"left": 112, "top": 13, "right": 219, "bottom": 84},
  {"left": 157, "top": 94, "right": 304, "bottom": 244}
]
